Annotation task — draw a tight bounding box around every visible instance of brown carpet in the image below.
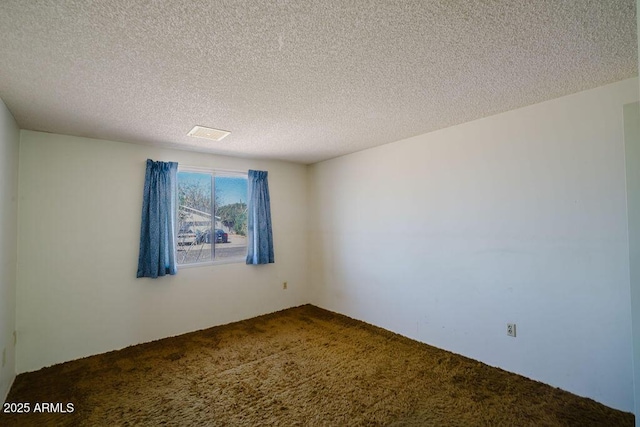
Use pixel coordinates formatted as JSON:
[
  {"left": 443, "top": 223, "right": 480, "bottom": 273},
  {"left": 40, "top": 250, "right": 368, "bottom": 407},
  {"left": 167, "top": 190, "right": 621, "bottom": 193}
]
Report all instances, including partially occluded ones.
[{"left": 1, "top": 305, "right": 634, "bottom": 426}]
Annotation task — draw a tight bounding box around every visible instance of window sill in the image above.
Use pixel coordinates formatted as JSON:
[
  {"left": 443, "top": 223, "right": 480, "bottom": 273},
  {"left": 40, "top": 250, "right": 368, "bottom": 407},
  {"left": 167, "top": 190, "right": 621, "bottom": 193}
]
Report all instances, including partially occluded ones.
[{"left": 178, "top": 257, "right": 246, "bottom": 269}]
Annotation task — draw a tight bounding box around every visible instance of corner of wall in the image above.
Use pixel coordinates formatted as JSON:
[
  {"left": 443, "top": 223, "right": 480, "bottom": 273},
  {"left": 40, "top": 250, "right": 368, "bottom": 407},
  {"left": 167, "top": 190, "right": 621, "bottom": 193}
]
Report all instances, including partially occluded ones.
[
  {"left": 0, "top": 98, "right": 20, "bottom": 403},
  {"left": 305, "top": 162, "right": 322, "bottom": 307},
  {"left": 303, "top": 163, "right": 313, "bottom": 305}
]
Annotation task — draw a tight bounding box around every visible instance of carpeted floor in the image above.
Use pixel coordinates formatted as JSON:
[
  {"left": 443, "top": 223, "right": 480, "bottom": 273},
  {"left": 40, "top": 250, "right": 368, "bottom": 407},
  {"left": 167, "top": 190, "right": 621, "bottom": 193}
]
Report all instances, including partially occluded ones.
[{"left": 1, "top": 305, "right": 634, "bottom": 426}]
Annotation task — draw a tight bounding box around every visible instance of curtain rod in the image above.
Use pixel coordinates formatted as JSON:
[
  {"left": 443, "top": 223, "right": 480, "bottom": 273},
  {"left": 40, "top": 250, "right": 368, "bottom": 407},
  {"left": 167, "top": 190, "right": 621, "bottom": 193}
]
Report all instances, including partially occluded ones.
[{"left": 177, "top": 165, "right": 253, "bottom": 175}]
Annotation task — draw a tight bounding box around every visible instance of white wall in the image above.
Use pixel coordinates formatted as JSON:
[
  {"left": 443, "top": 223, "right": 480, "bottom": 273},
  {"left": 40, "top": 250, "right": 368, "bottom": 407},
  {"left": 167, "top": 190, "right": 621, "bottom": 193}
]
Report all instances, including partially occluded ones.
[
  {"left": 16, "top": 131, "right": 308, "bottom": 373},
  {"left": 309, "top": 78, "right": 639, "bottom": 412},
  {"left": 625, "top": 102, "right": 640, "bottom": 425},
  {"left": 0, "top": 98, "right": 20, "bottom": 403},
  {"left": 633, "top": 4, "right": 640, "bottom": 424}
]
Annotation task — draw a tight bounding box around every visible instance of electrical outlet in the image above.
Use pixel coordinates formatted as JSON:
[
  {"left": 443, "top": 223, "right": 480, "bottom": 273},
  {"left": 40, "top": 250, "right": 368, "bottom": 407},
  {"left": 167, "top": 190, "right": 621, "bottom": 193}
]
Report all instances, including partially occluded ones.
[
  {"left": 13, "top": 330, "right": 16, "bottom": 345},
  {"left": 507, "top": 323, "right": 516, "bottom": 337},
  {"left": 283, "top": 282, "right": 288, "bottom": 290}
]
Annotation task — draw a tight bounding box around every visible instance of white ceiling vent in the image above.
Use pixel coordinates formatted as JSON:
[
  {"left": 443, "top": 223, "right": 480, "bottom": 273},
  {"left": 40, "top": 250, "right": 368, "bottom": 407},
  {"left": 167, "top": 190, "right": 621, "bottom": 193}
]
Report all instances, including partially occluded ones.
[{"left": 187, "top": 125, "right": 230, "bottom": 141}]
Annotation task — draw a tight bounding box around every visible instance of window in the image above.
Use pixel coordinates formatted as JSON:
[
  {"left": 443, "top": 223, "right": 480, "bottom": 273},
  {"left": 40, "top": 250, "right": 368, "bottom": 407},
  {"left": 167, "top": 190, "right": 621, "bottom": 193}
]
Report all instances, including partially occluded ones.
[{"left": 177, "top": 168, "right": 248, "bottom": 265}]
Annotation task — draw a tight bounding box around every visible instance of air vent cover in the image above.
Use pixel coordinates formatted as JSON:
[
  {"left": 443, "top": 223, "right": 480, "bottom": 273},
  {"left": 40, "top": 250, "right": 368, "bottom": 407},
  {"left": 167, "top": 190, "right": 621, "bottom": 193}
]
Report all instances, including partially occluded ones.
[{"left": 187, "top": 125, "right": 230, "bottom": 141}]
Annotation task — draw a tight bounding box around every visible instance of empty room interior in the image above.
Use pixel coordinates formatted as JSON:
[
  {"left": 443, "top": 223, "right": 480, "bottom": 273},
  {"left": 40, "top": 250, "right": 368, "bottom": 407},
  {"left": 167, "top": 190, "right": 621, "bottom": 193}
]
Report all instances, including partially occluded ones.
[{"left": 1, "top": 1, "right": 640, "bottom": 425}]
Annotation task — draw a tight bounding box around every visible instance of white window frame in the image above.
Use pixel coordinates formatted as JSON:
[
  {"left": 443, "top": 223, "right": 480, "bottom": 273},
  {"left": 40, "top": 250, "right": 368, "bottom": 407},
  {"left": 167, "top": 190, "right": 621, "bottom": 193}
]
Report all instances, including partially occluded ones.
[{"left": 176, "top": 166, "right": 248, "bottom": 267}]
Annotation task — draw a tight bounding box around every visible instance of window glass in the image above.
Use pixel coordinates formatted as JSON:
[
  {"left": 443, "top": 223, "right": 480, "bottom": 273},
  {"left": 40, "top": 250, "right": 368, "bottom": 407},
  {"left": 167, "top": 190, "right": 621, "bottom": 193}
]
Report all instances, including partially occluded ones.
[{"left": 177, "top": 170, "right": 247, "bottom": 265}]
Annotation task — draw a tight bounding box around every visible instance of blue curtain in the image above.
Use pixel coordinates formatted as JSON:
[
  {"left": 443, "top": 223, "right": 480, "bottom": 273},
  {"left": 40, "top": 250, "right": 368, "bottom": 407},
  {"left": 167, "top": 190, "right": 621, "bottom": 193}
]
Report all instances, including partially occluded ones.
[
  {"left": 137, "top": 159, "right": 178, "bottom": 278},
  {"left": 246, "top": 170, "right": 274, "bottom": 264}
]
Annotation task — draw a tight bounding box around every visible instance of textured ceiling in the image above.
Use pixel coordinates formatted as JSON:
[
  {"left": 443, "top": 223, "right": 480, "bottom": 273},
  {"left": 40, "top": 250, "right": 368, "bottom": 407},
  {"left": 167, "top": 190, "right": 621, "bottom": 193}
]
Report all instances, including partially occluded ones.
[{"left": 0, "top": 1, "right": 637, "bottom": 164}]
